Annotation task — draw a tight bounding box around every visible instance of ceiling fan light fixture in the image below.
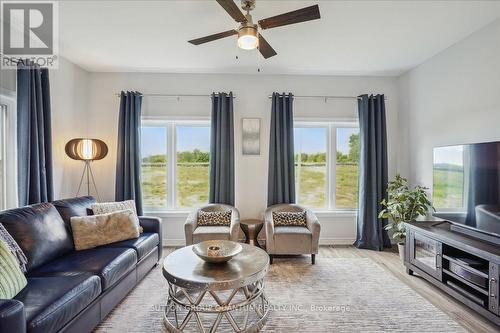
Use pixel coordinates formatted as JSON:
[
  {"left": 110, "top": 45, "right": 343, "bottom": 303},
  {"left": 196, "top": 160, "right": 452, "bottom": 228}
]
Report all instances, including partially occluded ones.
[{"left": 237, "top": 25, "right": 258, "bottom": 50}]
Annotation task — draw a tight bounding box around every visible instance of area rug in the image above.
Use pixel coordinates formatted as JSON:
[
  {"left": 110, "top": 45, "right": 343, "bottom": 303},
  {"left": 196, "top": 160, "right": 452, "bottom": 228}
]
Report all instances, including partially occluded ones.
[{"left": 95, "top": 257, "right": 466, "bottom": 332}]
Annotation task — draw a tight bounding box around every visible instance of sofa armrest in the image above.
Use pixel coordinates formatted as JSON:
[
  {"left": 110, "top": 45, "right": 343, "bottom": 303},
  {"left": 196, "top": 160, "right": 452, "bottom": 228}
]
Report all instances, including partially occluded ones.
[
  {"left": 0, "top": 299, "right": 25, "bottom": 333},
  {"left": 305, "top": 209, "right": 321, "bottom": 254},
  {"left": 264, "top": 208, "right": 276, "bottom": 254},
  {"left": 139, "top": 216, "right": 162, "bottom": 260},
  {"left": 229, "top": 208, "right": 240, "bottom": 242},
  {"left": 184, "top": 211, "right": 198, "bottom": 246}
]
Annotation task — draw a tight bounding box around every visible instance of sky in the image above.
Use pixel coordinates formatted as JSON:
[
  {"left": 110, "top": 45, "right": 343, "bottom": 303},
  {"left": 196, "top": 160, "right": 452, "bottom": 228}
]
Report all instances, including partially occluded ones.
[
  {"left": 434, "top": 145, "right": 464, "bottom": 166},
  {"left": 141, "top": 125, "right": 358, "bottom": 157},
  {"left": 294, "top": 127, "right": 359, "bottom": 154},
  {"left": 141, "top": 126, "right": 210, "bottom": 157}
]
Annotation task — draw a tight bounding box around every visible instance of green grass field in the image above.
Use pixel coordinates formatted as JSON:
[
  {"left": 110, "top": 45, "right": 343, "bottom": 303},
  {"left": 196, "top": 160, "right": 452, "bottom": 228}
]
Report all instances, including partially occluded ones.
[
  {"left": 296, "top": 164, "right": 358, "bottom": 208},
  {"left": 432, "top": 169, "right": 464, "bottom": 208},
  {"left": 142, "top": 163, "right": 358, "bottom": 209}
]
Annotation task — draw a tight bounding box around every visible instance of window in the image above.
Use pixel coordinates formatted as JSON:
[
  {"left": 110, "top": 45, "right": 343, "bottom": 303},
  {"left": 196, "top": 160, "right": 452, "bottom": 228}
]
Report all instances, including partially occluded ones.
[
  {"left": 141, "top": 121, "right": 210, "bottom": 210},
  {"left": 433, "top": 145, "right": 466, "bottom": 210},
  {"left": 294, "top": 122, "right": 359, "bottom": 210}
]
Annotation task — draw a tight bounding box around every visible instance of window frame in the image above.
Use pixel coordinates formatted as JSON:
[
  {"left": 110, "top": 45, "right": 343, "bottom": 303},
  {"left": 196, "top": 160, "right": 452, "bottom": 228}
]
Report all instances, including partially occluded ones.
[
  {"left": 141, "top": 118, "right": 210, "bottom": 212},
  {"left": 0, "top": 89, "right": 17, "bottom": 210},
  {"left": 294, "top": 119, "right": 359, "bottom": 212}
]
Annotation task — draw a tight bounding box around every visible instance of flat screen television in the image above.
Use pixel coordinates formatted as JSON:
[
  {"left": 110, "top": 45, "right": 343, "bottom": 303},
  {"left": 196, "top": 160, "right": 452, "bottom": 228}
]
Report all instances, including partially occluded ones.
[{"left": 433, "top": 141, "right": 500, "bottom": 238}]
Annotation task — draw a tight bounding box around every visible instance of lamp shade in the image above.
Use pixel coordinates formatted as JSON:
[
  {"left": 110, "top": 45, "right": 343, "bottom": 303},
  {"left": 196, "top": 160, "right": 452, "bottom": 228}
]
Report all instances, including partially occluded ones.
[{"left": 65, "top": 138, "right": 108, "bottom": 161}]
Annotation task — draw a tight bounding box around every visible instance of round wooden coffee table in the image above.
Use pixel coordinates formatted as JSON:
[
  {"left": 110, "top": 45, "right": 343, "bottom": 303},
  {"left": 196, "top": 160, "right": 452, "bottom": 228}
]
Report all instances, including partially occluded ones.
[
  {"left": 240, "top": 219, "right": 264, "bottom": 248},
  {"left": 162, "top": 243, "right": 270, "bottom": 332}
]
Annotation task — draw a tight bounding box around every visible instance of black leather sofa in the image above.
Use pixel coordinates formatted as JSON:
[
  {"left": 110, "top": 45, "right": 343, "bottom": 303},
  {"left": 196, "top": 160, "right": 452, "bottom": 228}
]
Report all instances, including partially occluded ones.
[{"left": 0, "top": 196, "right": 162, "bottom": 333}]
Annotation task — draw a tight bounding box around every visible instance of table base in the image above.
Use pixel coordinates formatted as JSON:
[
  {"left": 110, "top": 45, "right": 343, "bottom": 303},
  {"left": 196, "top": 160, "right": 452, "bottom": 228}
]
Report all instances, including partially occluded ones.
[{"left": 164, "top": 278, "right": 269, "bottom": 333}]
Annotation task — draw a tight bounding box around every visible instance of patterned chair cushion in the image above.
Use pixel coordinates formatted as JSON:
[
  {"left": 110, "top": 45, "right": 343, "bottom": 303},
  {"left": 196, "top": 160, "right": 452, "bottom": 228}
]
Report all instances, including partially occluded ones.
[
  {"left": 272, "top": 211, "right": 307, "bottom": 227},
  {"left": 197, "top": 210, "right": 232, "bottom": 227}
]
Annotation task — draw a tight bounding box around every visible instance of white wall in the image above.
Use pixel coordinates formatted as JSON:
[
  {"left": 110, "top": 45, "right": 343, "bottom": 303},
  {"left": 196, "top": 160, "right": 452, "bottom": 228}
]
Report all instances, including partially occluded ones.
[
  {"left": 87, "top": 72, "right": 399, "bottom": 245},
  {"left": 50, "top": 57, "right": 90, "bottom": 199},
  {"left": 398, "top": 19, "right": 500, "bottom": 190}
]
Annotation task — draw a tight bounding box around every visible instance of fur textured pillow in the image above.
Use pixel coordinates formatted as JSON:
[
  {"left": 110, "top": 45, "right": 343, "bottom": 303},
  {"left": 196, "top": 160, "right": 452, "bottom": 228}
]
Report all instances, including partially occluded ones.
[
  {"left": 70, "top": 210, "right": 140, "bottom": 251},
  {"left": 272, "top": 211, "right": 307, "bottom": 227},
  {"left": 197, "top": 210, "right": 232, "bottom": 226}
]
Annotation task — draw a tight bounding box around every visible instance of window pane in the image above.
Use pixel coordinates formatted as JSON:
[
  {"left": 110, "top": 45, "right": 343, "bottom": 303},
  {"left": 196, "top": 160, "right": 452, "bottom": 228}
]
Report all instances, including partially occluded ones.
[
  {"left": 141, "top": 126, "right": 167, "bottom": 209},
  {"left": 176, "top": 126, "right": 210, "bottom": 208},
  {"left": 294, "top": 127, "right": 328, "bottom": 209},
  {"left": 336, "top": 127, "right": 359, "bottom": 209},
  {"left": 433, "top": 145, "right": 464, "bottom": 209}
]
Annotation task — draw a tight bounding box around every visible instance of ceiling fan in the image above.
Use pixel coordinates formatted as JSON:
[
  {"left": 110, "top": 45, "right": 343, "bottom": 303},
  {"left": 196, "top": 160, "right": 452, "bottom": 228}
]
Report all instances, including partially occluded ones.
[{"left": 188, "top": 0, "right": 321, "bottom": 59}]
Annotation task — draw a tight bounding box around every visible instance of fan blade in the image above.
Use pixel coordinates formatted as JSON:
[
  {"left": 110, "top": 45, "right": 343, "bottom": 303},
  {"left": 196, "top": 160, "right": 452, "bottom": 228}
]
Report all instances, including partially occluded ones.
[
  {"left": 258, "top": 4, "right": 320, "bottom": 30},
  {"left": 216, "top": 0, "right": 247, "bottom": 23},
  {"left": 188, "top": 29, "right": 238, "bottom": 45},
  {"left": 258, "top": 34, "right": 277, "bottom": 59}
]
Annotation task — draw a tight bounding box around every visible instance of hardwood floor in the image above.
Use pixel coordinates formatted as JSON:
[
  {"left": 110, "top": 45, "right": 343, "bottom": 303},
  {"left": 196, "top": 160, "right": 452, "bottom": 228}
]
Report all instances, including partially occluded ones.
[{"left": 165, "top": 245, "right": 499, "bottom": 333}]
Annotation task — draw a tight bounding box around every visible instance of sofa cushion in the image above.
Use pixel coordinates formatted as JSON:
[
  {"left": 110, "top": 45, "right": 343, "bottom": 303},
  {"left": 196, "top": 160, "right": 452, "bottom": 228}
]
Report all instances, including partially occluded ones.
[
  {"left": 0, "top": 203, "right": 74, "bottom": 272},
  {"left": 193, "top": 226, "right": 230, "bottom": 243},
  {"left": 100, "top": 233, "right": 159, "bottom": 260},
  {"left": 51, "top": 196, "right": 96, "bottom": 229},
  {"left": 14, "top": 273, "right": 101, "bottom": 333},
  {"left": 30, "top": 248, "right": 137, "bottom": 290}
]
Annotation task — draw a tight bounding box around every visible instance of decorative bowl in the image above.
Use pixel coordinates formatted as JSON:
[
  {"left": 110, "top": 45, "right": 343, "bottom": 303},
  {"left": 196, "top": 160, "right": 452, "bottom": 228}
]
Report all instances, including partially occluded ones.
[{"left": 192, "top": 240, "right": 243, "bottom": 263}]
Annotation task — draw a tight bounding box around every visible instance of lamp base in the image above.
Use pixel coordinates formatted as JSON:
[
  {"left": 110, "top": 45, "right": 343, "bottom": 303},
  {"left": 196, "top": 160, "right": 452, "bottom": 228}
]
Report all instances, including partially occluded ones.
[{"left": 76, "top": 161, "right": 101, "bottom": 200}]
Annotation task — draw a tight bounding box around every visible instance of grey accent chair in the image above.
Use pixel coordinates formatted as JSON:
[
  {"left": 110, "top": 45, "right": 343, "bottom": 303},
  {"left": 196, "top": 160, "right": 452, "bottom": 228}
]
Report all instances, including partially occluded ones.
[
  {"left": 265, "top": 204, "right": 321, "bottom": 264},
  {"left": 185, "top": 204, "right": 240, "bottom": 245}
]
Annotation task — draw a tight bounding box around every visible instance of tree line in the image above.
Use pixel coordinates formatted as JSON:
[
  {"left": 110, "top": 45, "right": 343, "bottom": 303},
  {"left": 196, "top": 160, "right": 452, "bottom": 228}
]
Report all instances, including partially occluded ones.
[
  {"left": 142, "top": 133, "right": 360, "bottom": 164},
  {"left": 295, "top": 133, "right": 359, "bottom": 163}
]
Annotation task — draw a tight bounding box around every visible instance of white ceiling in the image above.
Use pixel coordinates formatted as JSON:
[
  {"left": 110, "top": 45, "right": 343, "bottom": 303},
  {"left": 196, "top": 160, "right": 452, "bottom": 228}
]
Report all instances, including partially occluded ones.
[{"left": 58, "top": 0, "right": 500, "bottom": 76}]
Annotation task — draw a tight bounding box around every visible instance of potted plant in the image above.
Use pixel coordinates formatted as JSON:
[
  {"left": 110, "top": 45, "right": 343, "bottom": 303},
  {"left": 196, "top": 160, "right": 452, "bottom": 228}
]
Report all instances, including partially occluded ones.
[{"left": 379, "top": 174, "right": 434, "bottom": 262}]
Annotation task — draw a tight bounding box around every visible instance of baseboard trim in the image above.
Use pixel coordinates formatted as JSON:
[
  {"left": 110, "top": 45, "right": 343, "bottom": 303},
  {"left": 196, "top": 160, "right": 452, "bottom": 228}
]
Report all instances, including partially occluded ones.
[{"left": 163, "top": 238, "right": 355, "bottom": 247}]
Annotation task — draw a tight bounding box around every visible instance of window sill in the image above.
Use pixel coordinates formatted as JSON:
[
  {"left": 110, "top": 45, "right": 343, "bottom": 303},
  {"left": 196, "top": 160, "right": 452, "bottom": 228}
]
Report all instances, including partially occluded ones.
[
  {"left": 143, "top": 210, "right": 191, "bottom": 218},
  {"left": 313, "top": 210, "right": 357, "bottom": 218}
]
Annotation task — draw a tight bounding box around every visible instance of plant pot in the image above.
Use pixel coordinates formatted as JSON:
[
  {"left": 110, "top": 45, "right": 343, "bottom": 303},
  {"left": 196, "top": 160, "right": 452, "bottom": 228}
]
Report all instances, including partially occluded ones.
[{"left": 397, "top": 242, "right": 405, "bottom": 263}]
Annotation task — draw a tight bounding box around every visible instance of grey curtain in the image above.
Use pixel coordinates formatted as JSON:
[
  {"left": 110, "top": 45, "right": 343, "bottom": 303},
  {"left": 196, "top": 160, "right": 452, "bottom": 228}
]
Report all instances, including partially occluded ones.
[
  {"left": 115, "top": 91, "right": 143, "bottom": 215},
  {"left": 354, "top": 94, "right": 391, "bottom": 251},
  {"left": 209, "top": 92, "right": 235, "bottom": 205},
  {"left": 267, "top": 92, "right": 295, "bottom": 206},
  {"left": 17, "top": 60, "right": 54, "bottom": 206}
]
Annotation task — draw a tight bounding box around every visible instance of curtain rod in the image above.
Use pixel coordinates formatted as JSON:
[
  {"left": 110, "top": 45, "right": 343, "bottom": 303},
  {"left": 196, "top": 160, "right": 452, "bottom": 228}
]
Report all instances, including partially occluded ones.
[
  {"left": 114, "top": 93, "right": 236, "bottom": 98},
  {"left": 268, "top": 94, "right": 387, "bottom": 101}
]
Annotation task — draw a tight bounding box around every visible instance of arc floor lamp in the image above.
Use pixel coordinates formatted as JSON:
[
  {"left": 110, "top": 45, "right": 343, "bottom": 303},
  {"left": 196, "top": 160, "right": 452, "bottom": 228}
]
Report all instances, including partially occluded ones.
[{"left": 65, "top": 138, "right": 108, "bottom": 200}]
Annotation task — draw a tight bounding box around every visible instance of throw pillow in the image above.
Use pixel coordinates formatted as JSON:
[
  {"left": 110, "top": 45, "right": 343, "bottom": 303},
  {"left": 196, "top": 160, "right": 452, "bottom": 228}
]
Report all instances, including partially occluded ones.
[
  {"left": 70, "top": 210, "right": 140, "bottom": 251},
  {"left": 0, "top": 223, "right": 28, "bottom": 273},
  {"left": 197, "top": 210, "right": 232, "bottom": 226},
  {"left": 91, "top": 200, "right": 137, "bottom": 215},
  {"left": 91, "top": 200, "right": 143, "bottom": 233},
  {"left": 0, "top": 239, "right": 27, "bottom": 299},
  {"left": 272, "top": 211, "right": 307, "bottom": 227}
]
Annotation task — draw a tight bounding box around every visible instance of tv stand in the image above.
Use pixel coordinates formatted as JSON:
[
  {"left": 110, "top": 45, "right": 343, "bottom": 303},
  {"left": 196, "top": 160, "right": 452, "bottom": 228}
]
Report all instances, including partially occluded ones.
[{"left": 405, "top": 221, "right": 500, "bottom": 326}]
